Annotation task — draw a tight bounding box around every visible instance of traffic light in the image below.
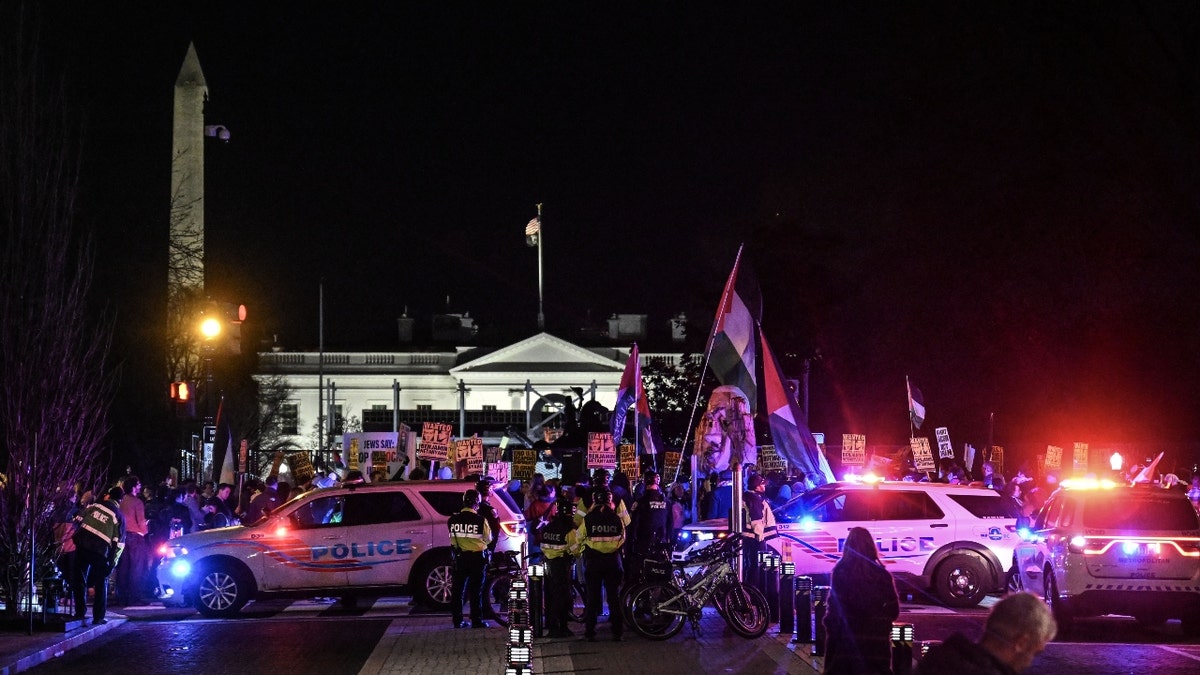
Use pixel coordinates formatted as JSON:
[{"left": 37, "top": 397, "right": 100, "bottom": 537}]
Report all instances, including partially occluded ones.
[
  {"left": 170, "top": 381, "right": 197, "bottom": 417},
  {"left": 199, "top": 302, "right": 247, "bottom": 355}
]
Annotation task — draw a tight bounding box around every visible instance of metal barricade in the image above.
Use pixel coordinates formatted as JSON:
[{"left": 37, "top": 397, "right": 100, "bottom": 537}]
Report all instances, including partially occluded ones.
[
  {"left": 762, "top": 552, "right": 780, "bottom": 623},
  {"left": 812, "top": 585, "right": 830, "bottom": 656},
  {"left": 892, "top": 622, "right": 915, "bottom": 675},
  {"left": 778, "top": 561, "right": 795, "bottom": 635},
  {"left": 792, "top": 575, "right": 814, "bottom": 644}
]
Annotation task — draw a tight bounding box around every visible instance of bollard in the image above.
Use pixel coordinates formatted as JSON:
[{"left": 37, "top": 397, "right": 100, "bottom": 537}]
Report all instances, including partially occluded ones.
[
  {"left": 792, "top": 575, "right": 813, "bottom": 643},
  {"left": 812, "top": 585, "right": 830, "bottom": 656},
  {"left": 891, "top": 622, "right": 914, "bottom": 675},
  {"left": 526, "top": 563, "right": 545, "bottom": 638},
  {"left": 779, "top": 561, "right": 795, "bottom": 635},
  {"left": 763, "top": 553, "right": 780, "bottom": 624},
  {"left": 755, "top": 549, "right": 770, "bottom": 593}
]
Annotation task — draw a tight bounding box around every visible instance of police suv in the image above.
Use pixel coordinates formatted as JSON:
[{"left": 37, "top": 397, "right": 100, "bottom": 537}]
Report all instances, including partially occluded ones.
[
  {"left": 1011, "top": 478, "right": 1200, "bottom": 634},
  {"left": 675, "top": 478, "right": 1021, "bottom": 607},
  {"left": 155, "top": 480, "right": 526, "bottom": 617}
]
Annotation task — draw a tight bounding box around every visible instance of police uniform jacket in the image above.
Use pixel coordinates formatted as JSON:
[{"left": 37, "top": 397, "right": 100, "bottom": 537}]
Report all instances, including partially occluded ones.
[
  {"left": 478, "top": 501, "right": 501, "bottom": 550},
  {"left": 73, "top": 498, "right": 126, "bottom": 559},
  {"left": 630, "top": 488, "right": 669, "bottom": 548},
  {"left": 741, "top": 490, "right": 777, "bottom": 543},
  {"left": 539, "top": 515, "right": 578, "bottom": 560},
  {"left": 574, "top": 494, "right": 631, "bottom": 528},
  {"left": 448, "top": 508, "right": 491, "bottom": 554},
  {"left": 576, "top": 507, "right": 625, "bottom": 556}
]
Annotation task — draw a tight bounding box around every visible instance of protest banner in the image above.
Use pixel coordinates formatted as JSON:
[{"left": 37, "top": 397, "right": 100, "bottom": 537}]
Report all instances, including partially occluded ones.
[
  {"left": 587, "top": 432, "right": 617, "bottom": 470},
  {"left": 935, "top": 427, "right": 954, "bottom": 459},
  {"left": 1045, "top": 445, "right": 1063, "bottom": 471},
  {"left": 757, "top": 444, "right": 787, "bottom": 473},
  {"left": 418, "top": 422, "right": 453, "bottom": 462},
  {"left": 618, "top": 444, "right": 640, "bottom": 480},
  {"left": 842, "top": 434, "right": 866, "bottom": 466},
  {"left": 512, "top": 449, "right": 538, "bottom": 481},
  {"left": 910, "top": 437, "right": 936, "bottom": 472},
  {"left": 1072, "top": 442, "right": 1088, "bottom": 472}
]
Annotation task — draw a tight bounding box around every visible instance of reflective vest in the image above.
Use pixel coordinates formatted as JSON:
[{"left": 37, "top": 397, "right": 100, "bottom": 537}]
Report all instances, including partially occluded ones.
[
  {"left": 575, "top": 494, "right": 631, "bottom": 528},
  {"left": 448, "top": 508, "right": 491, "bottom": 553},
  {"left": 539, "top": 516, "right": 577, "bottom": 560},
  {"left": 741, "top": 491, "right": 777, "bottom": 543},
  {"left": 74, "top": 500, "right": 124, "bottom": 557},
  {"left": 577, "top": 506, "right": 625, "bottom": 555}
]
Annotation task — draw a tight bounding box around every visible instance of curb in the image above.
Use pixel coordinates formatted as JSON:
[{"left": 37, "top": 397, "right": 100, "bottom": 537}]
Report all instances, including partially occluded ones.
[{"left": 1, "top": 616, "right": 125, "bottom": 675}]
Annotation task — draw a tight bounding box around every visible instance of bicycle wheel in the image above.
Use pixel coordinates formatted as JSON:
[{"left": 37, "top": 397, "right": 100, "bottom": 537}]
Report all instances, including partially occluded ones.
[
  {"left": 484, "top": 575, "right": 511, "bottom": 627},
  {"left": 719, "top": 582, "right": 769, "bottom": 639},
  {"left": 627, "top": 582, "right": 685, "bottom": 641},
  {"left": 619, "top": 580, "right": 649, "bottom": 627}
]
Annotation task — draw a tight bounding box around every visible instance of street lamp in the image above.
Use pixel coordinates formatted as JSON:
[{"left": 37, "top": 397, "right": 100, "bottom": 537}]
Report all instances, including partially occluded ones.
[{"left": 200, "top": 314, "right": 222, "bottom": 424}]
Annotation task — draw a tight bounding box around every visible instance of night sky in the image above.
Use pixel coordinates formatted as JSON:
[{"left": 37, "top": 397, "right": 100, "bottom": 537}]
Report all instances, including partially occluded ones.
[{"left": 26, "top": 3, "right": 1200, "bottom": 470}]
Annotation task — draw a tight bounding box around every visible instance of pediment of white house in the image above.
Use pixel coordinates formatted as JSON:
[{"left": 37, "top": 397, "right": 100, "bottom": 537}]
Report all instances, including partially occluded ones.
[{"left": 451, "top": 332, "right": 625, "bottom": 374}]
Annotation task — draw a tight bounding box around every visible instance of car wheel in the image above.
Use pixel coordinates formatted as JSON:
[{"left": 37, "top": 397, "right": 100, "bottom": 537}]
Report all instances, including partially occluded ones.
[
  {"left": 413, "top": 551, "right": 454, "bottom": 610},
  {"left": 1005, "top": 557, "right": 1024, "bottom": 594},
  {"left": 194, "top": 562, "right": 252, "bottom": 618},
  {"left": 1043, "top": 569, "right": 1073, "bottom": 633},
  {"left": 934, "top": 553, "right": 989, "bottom": 608}
]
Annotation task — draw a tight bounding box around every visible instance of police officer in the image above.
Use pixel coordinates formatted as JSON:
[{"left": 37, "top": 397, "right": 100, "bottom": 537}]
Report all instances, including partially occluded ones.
[
  {"left": 475, "top": 479, "right": 501, "bottom": 553},
  {"left": 741, "top": 473, "right": 777, "bottom": 587},
  {"left": 574, "top": 468, "right": 631, "bottom": 528},
  {"left": 448, "top": 488, "right": 492, "bottom": 628},
  {"left": 71, "top": 485, "right": 127, "bottom": 625},
  {"left": 576, "top": 485, "right": 625, "bottom": 642},
  {"left": 539, "top": 497, "right": 579, "bottom": 638},
  {"left": 627, "top": 470, "right": 669, "bottom": 582}
]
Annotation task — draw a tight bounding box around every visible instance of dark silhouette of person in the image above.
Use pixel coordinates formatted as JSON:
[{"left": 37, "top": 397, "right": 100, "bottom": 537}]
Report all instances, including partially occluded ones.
[{"left": 823, "top": 526, "right": 901, "bottom": 674}]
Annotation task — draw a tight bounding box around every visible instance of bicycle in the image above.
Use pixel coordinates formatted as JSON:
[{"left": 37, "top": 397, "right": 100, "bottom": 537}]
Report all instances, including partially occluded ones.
[
  {"left": 625, "top": 534, "right": 770, "bottom": 640},
  {"left": 479, "top": 550, "right": 523, "bottom": 627}
]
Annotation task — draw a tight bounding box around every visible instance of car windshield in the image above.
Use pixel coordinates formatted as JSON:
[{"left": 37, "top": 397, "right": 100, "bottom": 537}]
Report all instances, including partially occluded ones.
[
  {"left": 775, "top": 484, "right": 839, "bottom": 522},
  {"left": 1083, "top": 492, "right": 1200, "bottom": 531}
]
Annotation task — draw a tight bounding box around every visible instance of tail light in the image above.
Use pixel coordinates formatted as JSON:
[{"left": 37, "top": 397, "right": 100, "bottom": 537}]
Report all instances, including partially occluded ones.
[
  {"left": 500, "top": 520, "right": 523, "bottom": 538},
  {"left": 1068, "top": 535, "right": 1087, "bottom": 554}
]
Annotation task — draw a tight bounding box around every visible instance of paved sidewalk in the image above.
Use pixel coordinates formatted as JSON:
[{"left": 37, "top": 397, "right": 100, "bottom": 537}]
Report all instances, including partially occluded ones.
[
  {"left": 0, "top": 614, "right": 126, "bottom": 674},
  {"left": 2, "top": 609, "right": 821, "bottom": 675},
  {"left": 358, "top": 610, "right": 820, "bottom": 675}
]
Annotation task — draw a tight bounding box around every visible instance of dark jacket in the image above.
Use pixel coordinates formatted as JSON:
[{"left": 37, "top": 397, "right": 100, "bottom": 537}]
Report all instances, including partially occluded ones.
[
  {"left": 629, "top": 487, "right": 669, "bottom": 552},
  {"left": 823, "top": 552, "right": 901, "bottom": 674},
  {"left": 916, "top": 633, "right": 1018, "bottom": 675}
]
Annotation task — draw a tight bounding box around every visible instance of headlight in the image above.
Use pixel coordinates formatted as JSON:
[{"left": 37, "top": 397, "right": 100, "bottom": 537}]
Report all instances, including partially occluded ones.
[
  {"left": 168, "top": 559, "right": 192, "bottom": 578},
  {"left": 696, "top": 531, "right": 714, "bottom": 541}
]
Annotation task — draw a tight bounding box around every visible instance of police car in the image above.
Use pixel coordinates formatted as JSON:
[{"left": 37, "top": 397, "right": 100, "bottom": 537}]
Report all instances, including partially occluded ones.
[
  {"left": 155, "top": 480, "right": 526, "bottom": 617},
  {"left": 1011, "top": 478, "right": 1200, "bottom": 634},
  {"left": 675, "top": 478, "right": 1021, "bottom": 607}
]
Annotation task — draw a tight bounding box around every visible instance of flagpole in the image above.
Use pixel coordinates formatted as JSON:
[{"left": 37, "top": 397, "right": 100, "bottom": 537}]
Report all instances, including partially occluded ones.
[
  {"left": 536, "top": 203, "right": 544, "bottom": 331},
  {"left": 676, "top": 245, "right": 746, "bottom": 487},
  {"left": 633, "top": 342, "right": 640, "bottom": 456}
]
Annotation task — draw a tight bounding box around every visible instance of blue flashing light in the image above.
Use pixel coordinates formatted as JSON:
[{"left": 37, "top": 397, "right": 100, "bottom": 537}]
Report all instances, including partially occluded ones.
[{"left": 170, "top": 559, "right": 192, "bottom": 578}]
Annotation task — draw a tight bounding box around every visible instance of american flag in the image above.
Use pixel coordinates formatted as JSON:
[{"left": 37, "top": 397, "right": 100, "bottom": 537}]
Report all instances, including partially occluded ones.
[{"left": 525, "top": 218, "right": 540, "bottom": 236}]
